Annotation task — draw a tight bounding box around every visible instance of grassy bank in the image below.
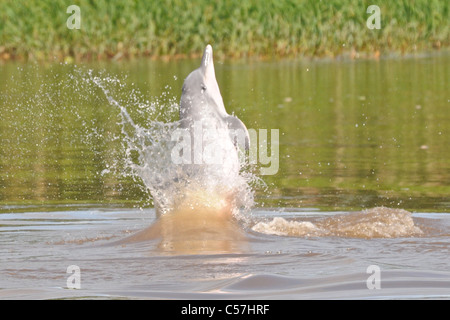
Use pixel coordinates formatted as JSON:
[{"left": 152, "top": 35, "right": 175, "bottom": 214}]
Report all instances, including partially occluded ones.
[{"left": 0, "top": 0, "right": 448, "bottom": 61}]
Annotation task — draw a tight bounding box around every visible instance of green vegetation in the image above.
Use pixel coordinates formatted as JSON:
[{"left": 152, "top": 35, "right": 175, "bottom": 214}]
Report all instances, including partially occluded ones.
[{"left": 0, "top": 0, "right": 448, "bottom": 61}]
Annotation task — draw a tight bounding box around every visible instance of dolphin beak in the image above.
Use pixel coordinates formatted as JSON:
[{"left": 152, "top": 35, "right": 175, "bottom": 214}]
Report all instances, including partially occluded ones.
[
  {"left": 200, "top": 44, "right": 215, "bottom": 78},
  {"left": 198, "top": 44, "right": 227, "bottom": 115}
]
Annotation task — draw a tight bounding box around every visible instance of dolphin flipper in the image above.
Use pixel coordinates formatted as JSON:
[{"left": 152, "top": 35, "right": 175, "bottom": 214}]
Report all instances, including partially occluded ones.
[{"left": 226, "top": 115, "right": 250, "bottom": 152}]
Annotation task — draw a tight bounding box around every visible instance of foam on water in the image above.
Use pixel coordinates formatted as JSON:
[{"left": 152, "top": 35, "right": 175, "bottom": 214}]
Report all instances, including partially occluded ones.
[{"left": 252, "top": 207, "right": 424, "bottom": 238}]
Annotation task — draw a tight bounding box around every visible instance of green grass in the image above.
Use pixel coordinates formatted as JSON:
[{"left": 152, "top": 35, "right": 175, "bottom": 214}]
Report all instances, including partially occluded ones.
[{"left": 0, "top": 0, "right": 448, "bottom": 61}]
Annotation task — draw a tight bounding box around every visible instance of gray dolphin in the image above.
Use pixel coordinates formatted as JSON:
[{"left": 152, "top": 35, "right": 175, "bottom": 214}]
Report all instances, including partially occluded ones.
[{"left": 179, "top": 44, "right": 249, "bottom": 152}]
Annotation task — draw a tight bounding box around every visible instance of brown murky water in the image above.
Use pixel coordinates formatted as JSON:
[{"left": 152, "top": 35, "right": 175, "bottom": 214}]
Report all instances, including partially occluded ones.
[{"left": 0, "top": 206, "right": 449, "bottom": 299}]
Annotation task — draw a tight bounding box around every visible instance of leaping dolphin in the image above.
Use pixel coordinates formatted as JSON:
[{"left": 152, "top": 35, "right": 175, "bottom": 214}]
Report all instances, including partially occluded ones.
[
  {"left": 179, "top": 44, "right": 250, "bottom": 152},
  {"left": 115, "top": 46, "right": 252, "bottom": 250}
]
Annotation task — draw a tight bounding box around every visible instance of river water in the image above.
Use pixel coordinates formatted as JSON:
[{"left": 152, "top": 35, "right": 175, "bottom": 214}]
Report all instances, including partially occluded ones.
[
  {"left": 0, "top": 206, "right": 449, "bottom": 299},
  {"left": 0, "top": 52, "right": 449, "bottom": 299}
]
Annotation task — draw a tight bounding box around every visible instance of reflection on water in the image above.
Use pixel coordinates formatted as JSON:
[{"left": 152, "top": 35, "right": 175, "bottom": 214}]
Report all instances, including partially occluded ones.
[{"left": 119, "top": 193, "right": 248, "bottom": 255}]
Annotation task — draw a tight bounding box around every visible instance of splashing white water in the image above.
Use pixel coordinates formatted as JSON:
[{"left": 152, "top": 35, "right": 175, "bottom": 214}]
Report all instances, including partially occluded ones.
[{"left": 82, "top": 68, "right": 257, "bottom": 218}]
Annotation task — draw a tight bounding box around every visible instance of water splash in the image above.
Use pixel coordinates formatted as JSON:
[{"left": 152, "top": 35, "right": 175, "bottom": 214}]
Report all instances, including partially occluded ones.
[
  {"left": 81, "top": 67, "right": 257, "bottom": 219},
  {"left": 1, "top": 62, "right": 259, "bottom": 245}
]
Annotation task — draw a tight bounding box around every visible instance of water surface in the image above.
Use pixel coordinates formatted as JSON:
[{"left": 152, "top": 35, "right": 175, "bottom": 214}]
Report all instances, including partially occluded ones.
[
  {"left": 0, "top": 207, "right": 449, "bottom": 299},
  {"left": 0, "top": 53, "right": 449, "bottom": 299}
]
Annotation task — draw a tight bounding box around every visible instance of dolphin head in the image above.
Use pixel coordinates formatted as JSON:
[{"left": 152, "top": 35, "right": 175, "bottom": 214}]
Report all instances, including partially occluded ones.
[
  {"left": 179, "top": 45, "right": 250, "bottom": 152},
  {"left": 180, "top": 45, "right": 227, "bottom": 120}
]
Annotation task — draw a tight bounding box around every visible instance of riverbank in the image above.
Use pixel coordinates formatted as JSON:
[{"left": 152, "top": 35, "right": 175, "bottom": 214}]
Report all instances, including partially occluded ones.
[{"left": 0, "top": 0, "right": 448, "bottom": 62}]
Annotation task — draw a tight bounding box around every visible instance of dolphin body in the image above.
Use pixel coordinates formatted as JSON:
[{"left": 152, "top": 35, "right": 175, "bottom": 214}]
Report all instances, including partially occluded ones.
[
  {"left": 115, "top": 46, "right": 252, "bottom": 247},
  {"left": 167, "top": 44, "right": 251, "bottom": 214},
  {"left": 179, "top": 45, "right": 249, "bottom": 156}
]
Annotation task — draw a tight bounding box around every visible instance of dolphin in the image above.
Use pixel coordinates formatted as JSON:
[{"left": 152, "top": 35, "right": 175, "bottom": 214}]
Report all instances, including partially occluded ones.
[
  {"left": 114, "top": 46, "right": 252, "bottom": 248},
  {"left": 179, "top": 44, "right": 249, "bottom": 152}
]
